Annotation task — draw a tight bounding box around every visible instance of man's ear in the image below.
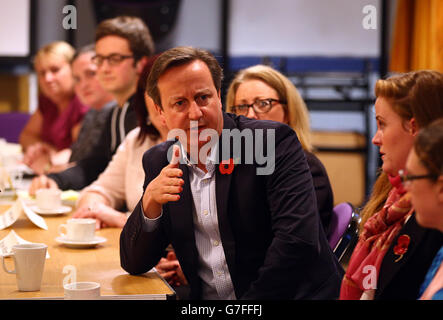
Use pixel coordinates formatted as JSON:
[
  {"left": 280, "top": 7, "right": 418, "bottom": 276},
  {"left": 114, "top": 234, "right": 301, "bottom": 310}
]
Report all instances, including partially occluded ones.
[
  {"left": 136, "top": 56, "right": 148, "bottom": 74},
  {"left": 437, "top": 176, "right": 443, "bottom": 203},
  {"left": 410, "top": 118, "right": 418, "bottom": 136},
  {"left": 159, "top": 113, "right": 167, "bottom": 126},
  {"left": 154, "top": 103, "right": 163, "bottom": 115},
  {"left": 217, "top": 89, "right": 223, "bottom": 109}
]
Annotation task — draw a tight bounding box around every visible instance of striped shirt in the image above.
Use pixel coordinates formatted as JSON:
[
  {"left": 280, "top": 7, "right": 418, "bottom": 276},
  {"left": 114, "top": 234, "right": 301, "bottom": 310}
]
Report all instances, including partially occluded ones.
[{"left": 143, "top": 142, "right": 236, "bottom": 299}]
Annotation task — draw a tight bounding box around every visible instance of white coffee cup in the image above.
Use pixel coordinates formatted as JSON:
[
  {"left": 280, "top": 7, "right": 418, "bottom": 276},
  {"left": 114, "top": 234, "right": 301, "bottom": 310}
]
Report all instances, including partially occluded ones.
[
  {"left": 58, "top": 218, "right": 96, "bottom": 242},
  {"left": 36, "top": 188, "right": 62, "bottom": 211},
  {"left": 64, "top": 281, "right": 101, "bottom": 300},
  {"left": 1, "top": 243, "right": 47, "bottom": 291}
]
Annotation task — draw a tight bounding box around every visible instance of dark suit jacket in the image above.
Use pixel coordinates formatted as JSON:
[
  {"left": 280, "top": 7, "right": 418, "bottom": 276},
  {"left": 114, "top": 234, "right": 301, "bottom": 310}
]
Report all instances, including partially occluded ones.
[
  {"left": 305, "top": 151, "right": 334, "bottom": 238},
  {"left": 375, "top": 213, "right": 443, "bottom": 300},
  {"left": 120, "top": 113, "right": 344, "bottom": 299}
]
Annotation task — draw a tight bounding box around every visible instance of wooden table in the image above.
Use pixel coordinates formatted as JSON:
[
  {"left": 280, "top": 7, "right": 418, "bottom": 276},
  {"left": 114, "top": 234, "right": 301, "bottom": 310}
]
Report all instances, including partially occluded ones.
[{"left": 0, "top": 202, "right": 176, "bottom": 300}]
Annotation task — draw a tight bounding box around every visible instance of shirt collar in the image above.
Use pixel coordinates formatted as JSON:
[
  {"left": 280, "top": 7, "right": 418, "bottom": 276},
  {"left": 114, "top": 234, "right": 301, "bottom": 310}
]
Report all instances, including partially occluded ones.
[{"left": 178, "top": 141, "right": 219, "bottom": 173}]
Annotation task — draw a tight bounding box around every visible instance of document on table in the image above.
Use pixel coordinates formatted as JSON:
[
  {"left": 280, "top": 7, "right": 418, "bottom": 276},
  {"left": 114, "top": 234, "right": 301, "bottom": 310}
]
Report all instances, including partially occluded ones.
[
  {"left": 0, "top": 199, "right": 48, "bottom": 230},
  {"left": 20, "top": 199, "right": 48, "bottom": 230},
  {"left": 0, "top": 200, "right": 21, "bottom": 230}
]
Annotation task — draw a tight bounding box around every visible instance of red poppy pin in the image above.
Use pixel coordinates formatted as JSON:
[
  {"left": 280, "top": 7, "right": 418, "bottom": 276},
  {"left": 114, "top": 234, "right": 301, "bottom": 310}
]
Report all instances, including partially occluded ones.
[
  {"left": 393, "top": 234, "right": 410, "bottom": 262},
  {"left": 219, "top": 158, "right": 235, "bottom": 175}
]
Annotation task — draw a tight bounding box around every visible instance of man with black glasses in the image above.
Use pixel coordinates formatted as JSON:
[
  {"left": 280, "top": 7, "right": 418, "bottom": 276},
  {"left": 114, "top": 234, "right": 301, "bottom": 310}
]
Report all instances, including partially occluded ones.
[{"left": 29, "top": 16, "right": 155, "bottom": 193}]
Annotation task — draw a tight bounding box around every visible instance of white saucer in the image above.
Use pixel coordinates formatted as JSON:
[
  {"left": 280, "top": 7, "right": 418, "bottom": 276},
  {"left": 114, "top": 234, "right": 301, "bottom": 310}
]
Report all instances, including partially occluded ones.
[
  {"left": 30, "top": 205, "right": 71, "bottom": 215},
  {"left": 55, "top": 236, "right": 107, "bottom": 248}
]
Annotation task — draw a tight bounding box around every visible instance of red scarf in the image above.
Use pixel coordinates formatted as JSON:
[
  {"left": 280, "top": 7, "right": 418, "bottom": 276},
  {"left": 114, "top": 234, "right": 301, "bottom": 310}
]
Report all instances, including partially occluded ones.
[{"left": 339, "top": 175, "right": 413, "bottom": 300}]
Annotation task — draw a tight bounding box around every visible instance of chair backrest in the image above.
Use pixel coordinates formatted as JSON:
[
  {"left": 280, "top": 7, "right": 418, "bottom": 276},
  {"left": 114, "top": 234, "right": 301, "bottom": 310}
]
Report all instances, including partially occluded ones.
[
  {"left": 328, "top": 202, "right": 354, "bottom": 249},
  {"left": 328, "top": 202, "right": 361, "bottom": 262},
  {"left": 0, "top": 112, "right": 30, "bottom": 143}
]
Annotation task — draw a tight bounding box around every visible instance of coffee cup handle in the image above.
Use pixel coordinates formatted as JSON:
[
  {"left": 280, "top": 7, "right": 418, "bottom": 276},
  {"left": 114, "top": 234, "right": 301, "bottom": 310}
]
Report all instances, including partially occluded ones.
[
  {"left": 59, "top": 224, "right": 67, "bottom": 237},
  {"left": 1, "top": 255, "right": 16, "bottom": 274}
]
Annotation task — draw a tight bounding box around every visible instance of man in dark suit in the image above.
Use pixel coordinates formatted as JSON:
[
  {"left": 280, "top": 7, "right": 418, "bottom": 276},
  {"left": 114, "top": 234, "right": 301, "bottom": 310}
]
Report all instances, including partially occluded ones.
[{"left": 120, "top": 46, "right": 344, "bottom": 299}]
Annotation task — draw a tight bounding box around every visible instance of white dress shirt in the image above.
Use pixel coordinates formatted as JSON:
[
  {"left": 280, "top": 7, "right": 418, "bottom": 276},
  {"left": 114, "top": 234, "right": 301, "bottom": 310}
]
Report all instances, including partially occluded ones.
[{"left": 142, "top": 143, "right": 236, "bottom": 300}]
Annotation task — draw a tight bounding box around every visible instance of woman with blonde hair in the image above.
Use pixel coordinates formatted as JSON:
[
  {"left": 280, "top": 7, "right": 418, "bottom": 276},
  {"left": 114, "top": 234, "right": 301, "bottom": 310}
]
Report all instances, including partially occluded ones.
[
  {"left": 226, "top": 64, "right": 334, "bottom": 236},
  {"left": 340, "top": 70, "right": 443, "bottom": 300},
  {"left": 20, "top": 41, "right": 88, "bottom": 174}
]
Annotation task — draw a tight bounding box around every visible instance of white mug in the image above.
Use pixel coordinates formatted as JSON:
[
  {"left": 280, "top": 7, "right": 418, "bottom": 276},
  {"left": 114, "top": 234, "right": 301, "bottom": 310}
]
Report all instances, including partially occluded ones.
[
  {"left": 58, "top": 218, "right": 96, "bottom": 242},
  {"left": 1, "top": 243, "right": 47, "bottom": 291},
  {"left": 64, "top": 281, "right": 101, "bottom": 300},
  {"left": 36, "top": 188, "right": 62, "bottom": 211}
]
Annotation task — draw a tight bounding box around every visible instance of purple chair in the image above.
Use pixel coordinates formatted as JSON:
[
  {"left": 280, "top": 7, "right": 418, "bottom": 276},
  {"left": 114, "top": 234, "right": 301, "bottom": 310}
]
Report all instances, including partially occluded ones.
[
  {"left": 0, "top": 112, "right": 30, "bottom": 143},
  {"left": 328, "top": 202, "right": 360, "bottom": 262}
]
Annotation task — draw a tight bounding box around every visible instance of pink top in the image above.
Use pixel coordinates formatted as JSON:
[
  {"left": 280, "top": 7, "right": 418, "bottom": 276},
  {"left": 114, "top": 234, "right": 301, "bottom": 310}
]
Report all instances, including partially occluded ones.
[{"left": 38, "top": 94, "right": 89, "bottom": 150}]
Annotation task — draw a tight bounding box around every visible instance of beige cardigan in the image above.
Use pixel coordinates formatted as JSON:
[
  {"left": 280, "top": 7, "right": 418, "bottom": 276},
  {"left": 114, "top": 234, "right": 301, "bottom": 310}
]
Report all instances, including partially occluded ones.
[{"left": 78, "top": 128, "right": 160, "bottom": 213}]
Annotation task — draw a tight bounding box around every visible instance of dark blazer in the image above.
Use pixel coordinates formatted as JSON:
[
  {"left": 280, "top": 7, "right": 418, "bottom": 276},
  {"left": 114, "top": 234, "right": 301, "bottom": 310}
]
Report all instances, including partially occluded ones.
[
  {"left": 120, "top": 113, "right": 344, "bottom": 299},
  {"left": 305, "top": 151, "right": 334, "bottom": 238},
  {"left": 375, "top": 213, "right": 443, "bottom": 300}
]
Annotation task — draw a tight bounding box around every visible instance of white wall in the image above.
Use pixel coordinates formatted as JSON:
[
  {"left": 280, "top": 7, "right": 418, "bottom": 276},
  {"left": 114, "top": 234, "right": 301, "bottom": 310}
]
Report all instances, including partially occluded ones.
[
  {"left": 0, "top": 0, "right": 30, "bottom": 56},
  {"left": 0, "top": 0, "right": 385, "bottom": 57},
  {"left": 29, "top": 0, "right": 382, "bottom": 57},
  {"left": 164, "top": 0, "right": 382, "bottom": 57},
  {"left": 229, "top": 0, "right": 380, "bottom": 56}
]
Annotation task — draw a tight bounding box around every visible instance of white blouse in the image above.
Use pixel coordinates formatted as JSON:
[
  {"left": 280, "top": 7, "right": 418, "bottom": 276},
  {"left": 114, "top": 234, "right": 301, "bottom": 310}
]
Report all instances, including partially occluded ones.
[{"left": 79, "top": 127, "right": 160, "bottom": 213}]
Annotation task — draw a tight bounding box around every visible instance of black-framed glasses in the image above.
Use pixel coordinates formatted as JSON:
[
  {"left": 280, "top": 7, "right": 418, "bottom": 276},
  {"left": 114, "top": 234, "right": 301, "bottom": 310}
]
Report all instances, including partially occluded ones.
[
  {"left": 398, "top": 169, "right": 438, "bottom": 186},
  {"left": 230, "top": 98, "right": 286, "bottom": 116},
  {"left": 91, "top": 54, "right": 134, "bottom": 66}
]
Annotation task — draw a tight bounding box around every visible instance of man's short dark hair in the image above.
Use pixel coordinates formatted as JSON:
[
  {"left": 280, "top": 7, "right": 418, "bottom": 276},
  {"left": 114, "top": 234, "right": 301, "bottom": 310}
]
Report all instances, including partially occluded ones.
[
  {"left": 72, "top": 44, "right": 95, "bottom": 64},
  {"left": 95, "top": 16, "right": 155, "bottom": 61},
  {"left": 146, "top": 46, "right": 223, "bottom": 108}
]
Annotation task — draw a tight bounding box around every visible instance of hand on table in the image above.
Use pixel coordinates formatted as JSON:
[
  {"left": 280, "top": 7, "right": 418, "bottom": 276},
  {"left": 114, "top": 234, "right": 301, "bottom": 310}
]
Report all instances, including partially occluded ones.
[
  {"left": 155, "top": 250, "right": 188, "bottom": 287},
  {"left": 29, "top": 175, "right": 59, "bottom": 196},
  {"left": 23, "top": 143, "right": 52, "bottom": 175},
  {"left": 73, "top": 202, "right": 127, "bottom": 229},
  {"left": 23, "top": 142, "right": 50, "bottom": 164}
]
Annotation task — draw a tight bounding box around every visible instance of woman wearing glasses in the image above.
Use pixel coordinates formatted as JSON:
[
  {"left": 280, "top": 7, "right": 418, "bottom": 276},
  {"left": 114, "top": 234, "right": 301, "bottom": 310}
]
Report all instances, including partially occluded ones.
[
  {"left": 404, "top": 119, "right": 443, "bottom": 300},
  {"left": 340, "top": 70, "right": 443, "bottom": 300},
  {"left": 226, "top": 65, "right": 334, "bottom": 237}
]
